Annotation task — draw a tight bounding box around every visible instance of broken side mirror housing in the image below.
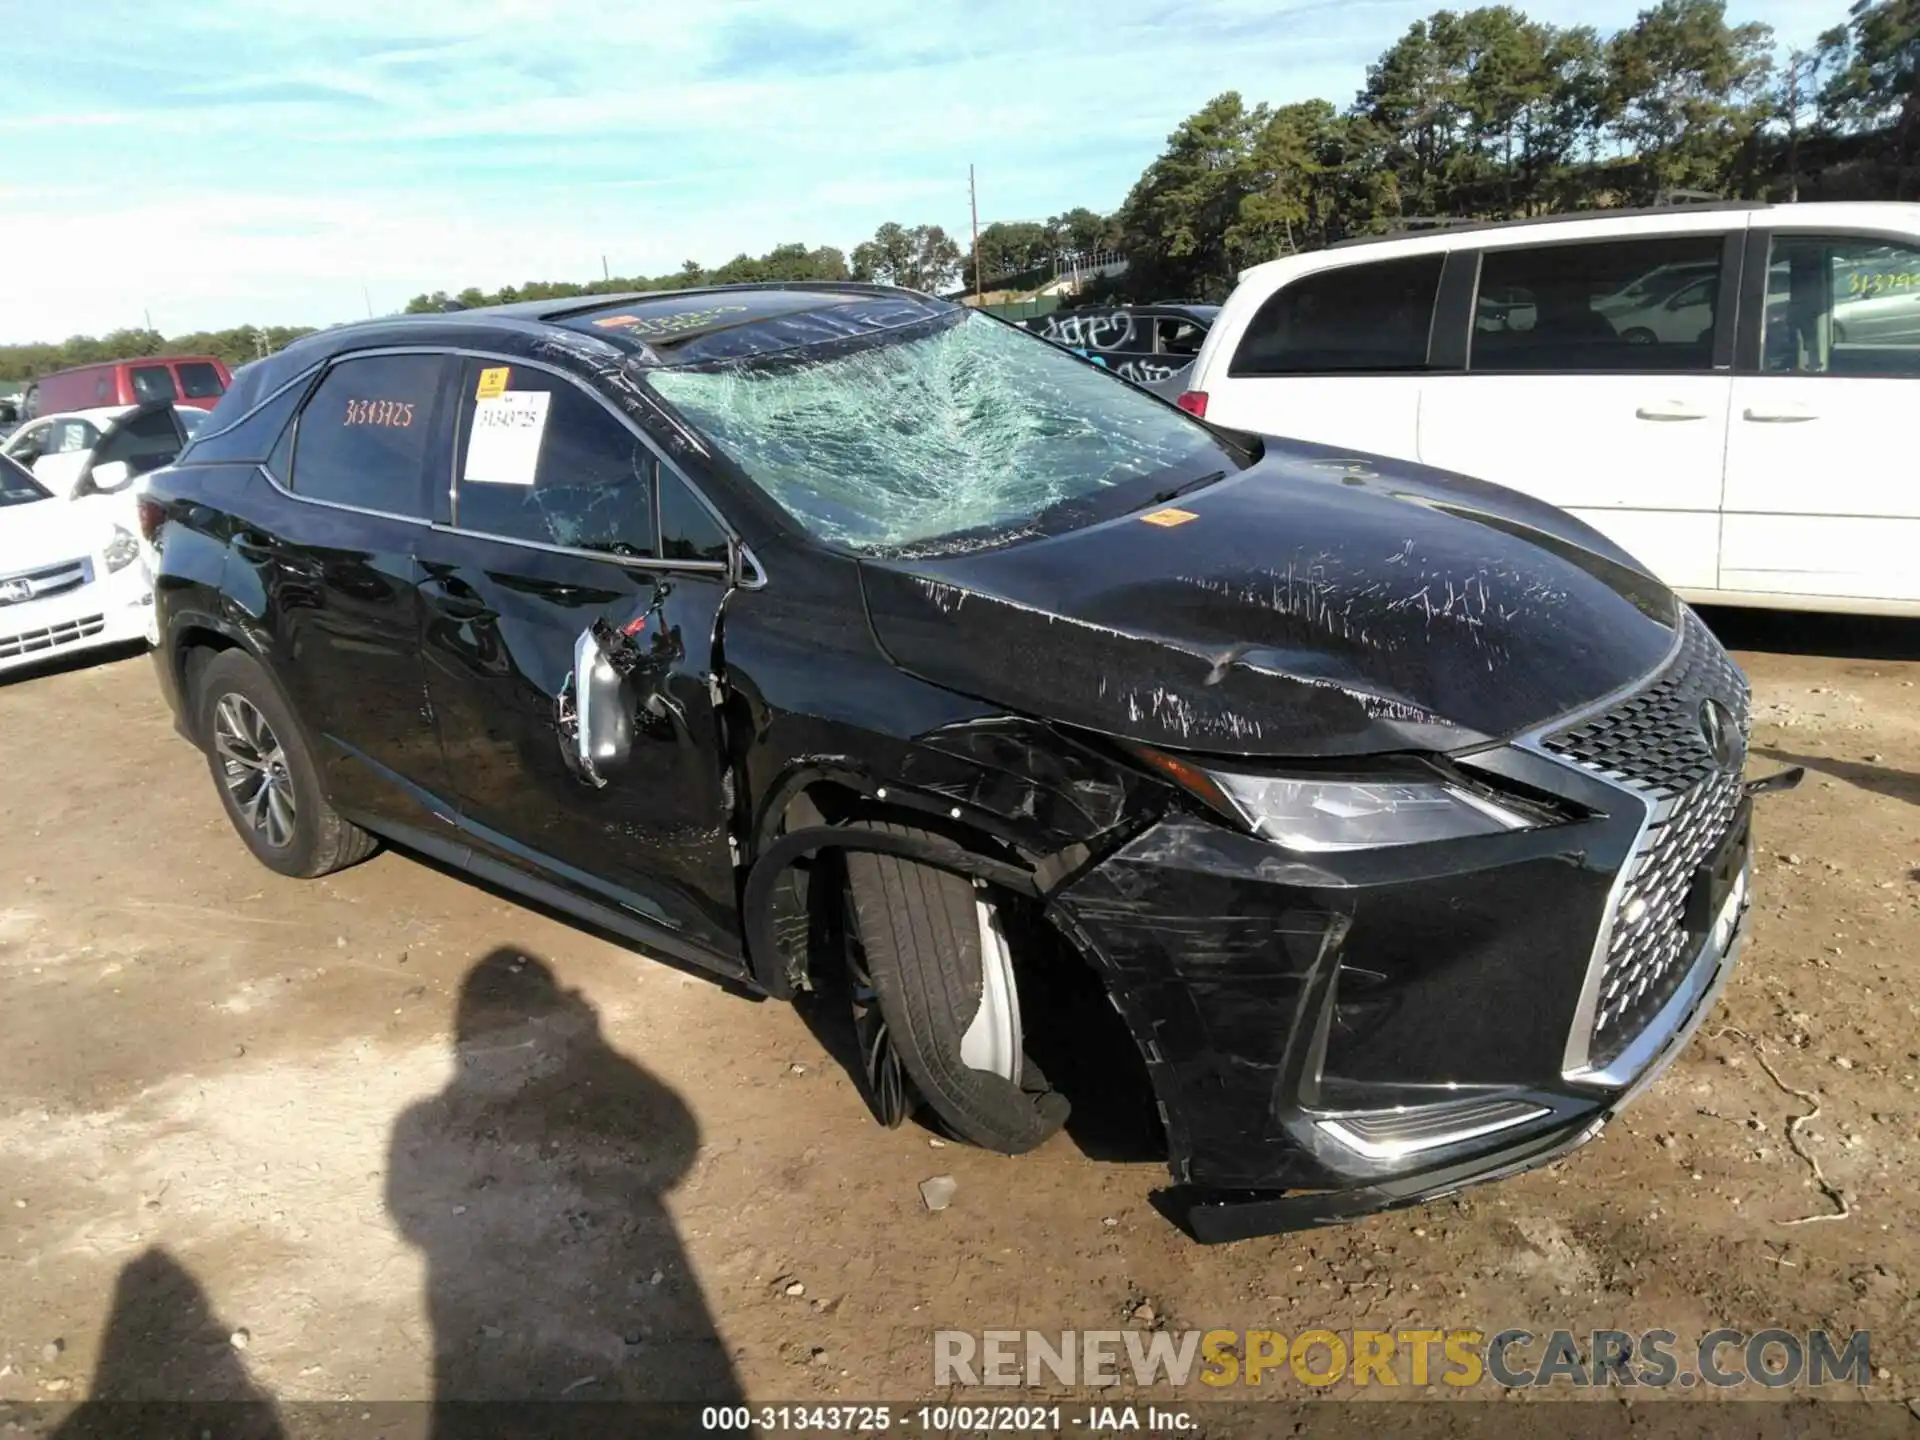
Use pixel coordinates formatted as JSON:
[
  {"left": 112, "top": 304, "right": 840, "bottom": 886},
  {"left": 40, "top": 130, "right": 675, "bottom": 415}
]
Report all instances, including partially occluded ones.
[{"left": 568, "top": 625, "right": 635, "bottom": 788}]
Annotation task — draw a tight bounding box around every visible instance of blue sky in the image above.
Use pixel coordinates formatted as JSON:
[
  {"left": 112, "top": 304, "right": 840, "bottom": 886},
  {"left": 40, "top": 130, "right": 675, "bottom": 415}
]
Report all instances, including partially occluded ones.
[{"left": 1, "top": 0, "right": 1834, "bottom": 343}]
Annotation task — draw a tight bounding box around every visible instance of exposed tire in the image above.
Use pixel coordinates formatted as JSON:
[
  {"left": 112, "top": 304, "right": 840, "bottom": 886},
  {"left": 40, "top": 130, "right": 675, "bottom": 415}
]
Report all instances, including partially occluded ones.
[
  {"left": 1621, "top": 326, "right": 1657, "bottom": 345},
  {"left": 193, "top": 649, "right": 377, "bottom": 879},
  {"left": 843, "top": 823, "right": 1069, "bottom": 1155}
]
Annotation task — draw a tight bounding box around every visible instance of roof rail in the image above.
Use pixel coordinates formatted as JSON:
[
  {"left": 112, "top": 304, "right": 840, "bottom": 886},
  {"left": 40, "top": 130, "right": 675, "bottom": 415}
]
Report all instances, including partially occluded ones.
[{"left": 1322, "top": 200, "right": 1769, "bottom": 250}]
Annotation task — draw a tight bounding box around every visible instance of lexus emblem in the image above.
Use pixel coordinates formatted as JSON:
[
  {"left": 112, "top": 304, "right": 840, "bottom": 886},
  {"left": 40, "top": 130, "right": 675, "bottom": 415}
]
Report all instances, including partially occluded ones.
[
  {"left": 0, "top": 578, "right": 31, "bottom": 605},
  {"left": 1699, "top": 698, "right": 1738, "bottom": 771}
]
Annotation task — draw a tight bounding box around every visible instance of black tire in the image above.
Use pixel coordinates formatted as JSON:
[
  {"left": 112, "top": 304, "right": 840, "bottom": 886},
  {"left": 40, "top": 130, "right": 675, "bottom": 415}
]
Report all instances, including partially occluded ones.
[
  {"left": 1621, "top": 326, "right": 1657, "bottom": 345},
  {"left": 194, "top": 649, "right": 377, "bottom": 879},
  {"left": 843, "top": 823, "right": 1068, "bottom": 1155}
]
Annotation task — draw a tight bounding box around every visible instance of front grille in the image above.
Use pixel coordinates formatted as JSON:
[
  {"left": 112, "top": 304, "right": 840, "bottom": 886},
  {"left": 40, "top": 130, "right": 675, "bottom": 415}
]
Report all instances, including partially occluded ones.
[
  {"left": 0, "top": 614, "right": 106, "bottom": 659},
  {"left": 0, "top": 556, "right": 92, "bottom": 607},
  {"left": 1544, "top": 611, "right": 1751, "bottom": 1068}
]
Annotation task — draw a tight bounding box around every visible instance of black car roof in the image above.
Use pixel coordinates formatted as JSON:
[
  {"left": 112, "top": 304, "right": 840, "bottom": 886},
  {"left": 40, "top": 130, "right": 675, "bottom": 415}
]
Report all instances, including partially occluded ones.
[{"left": 239, "top": 283, "right": 957, "bottom": 400}]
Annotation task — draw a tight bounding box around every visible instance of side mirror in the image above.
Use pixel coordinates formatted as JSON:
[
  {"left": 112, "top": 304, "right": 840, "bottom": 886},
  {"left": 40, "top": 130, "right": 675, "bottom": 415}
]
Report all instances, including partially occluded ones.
[
  {"left": 82, "top": 460, "right": 133, "bottom": 495},
  {"left": 565, "top": 625, "right": 634, "bottom": 788}
]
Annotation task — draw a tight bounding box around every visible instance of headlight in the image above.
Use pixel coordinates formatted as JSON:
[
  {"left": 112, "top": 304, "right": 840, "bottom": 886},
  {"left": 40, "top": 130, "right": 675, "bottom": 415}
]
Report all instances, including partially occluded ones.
[
  {"left": 1210, "top": 774, "right": 1539, "bottom": 851},
  {"left": 103, "top": 524, "right": 140, "bottom": 573}
]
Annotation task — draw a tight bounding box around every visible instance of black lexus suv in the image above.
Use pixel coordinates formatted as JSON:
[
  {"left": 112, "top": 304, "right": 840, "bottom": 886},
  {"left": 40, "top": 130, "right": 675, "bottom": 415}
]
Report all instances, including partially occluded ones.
[{"left": 140, "top": 283, "right": 1788, "bottom": 1241}]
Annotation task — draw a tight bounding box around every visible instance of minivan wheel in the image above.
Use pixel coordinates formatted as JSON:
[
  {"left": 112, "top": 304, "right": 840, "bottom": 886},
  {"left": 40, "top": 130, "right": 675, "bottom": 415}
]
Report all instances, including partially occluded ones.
[
  {"left": 842, "top": 824, "right": 1069, "bottom": 1155},
  {"left": 193, "top": 649, "right": 377, "bottom": 879}
]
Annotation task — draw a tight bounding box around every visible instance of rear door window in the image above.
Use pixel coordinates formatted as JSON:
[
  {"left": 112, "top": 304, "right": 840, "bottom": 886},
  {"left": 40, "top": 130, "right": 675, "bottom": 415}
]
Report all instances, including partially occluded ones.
[
  {"left": 289, "top": 354, "right": 447, "bottom": 517},
  {"left": 178, "top": 362, "right": 227, "bottom": 399},
  {"left": 1471, "top": 236, "right": 1724, "bottom": 373},
  {"left": 451, "top": 362, "right": 658, "bottom": 558},
  {"left": 1230, "top": 255, "right": 1443, "bottom": 375},
  {"left": 129, "top": 365, "right": 178, "bottom": 402}
]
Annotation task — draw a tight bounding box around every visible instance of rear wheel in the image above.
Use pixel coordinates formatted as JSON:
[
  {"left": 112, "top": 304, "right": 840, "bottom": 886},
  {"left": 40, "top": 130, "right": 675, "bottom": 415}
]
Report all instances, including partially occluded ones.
[
  {"left": 841, "top": 824, "right": 1068, "bottom": 1154},
  {"left": 193, "top": 649, "right": 376, "bottom": 879}
]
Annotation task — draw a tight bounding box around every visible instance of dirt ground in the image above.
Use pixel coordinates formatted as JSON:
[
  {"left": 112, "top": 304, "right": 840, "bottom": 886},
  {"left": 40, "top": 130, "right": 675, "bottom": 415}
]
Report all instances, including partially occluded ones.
[{"left": 1, "top": 611, "right": 1917, "bottom": 1431}]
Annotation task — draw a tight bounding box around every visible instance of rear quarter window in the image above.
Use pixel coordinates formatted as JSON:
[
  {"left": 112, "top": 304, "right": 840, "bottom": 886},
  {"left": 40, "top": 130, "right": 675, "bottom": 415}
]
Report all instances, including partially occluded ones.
[{"left": 1230, "top": 255, "right": 1443, "bottom": 375}]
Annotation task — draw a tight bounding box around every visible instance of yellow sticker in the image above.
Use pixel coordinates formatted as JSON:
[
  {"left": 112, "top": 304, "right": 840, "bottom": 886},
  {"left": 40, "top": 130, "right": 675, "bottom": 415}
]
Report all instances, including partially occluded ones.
[
  {"left": 1140, "top": 507, "right": 1198, "bottom": 528},
  {"left": 475, "top": 366, "right": 510, "bottom": 399}
]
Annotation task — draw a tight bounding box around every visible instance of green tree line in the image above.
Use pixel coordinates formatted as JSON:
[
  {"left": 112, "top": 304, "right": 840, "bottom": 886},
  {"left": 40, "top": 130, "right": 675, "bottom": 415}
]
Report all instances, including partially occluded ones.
[{"left": 3, "top": 0, "right": 1910, "bottom": 384}]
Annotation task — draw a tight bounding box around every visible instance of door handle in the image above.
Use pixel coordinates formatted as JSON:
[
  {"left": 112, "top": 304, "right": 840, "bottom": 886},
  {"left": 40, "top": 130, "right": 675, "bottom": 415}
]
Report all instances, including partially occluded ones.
[
  {"left": 1742, "top": 404, "right": 1817, "bottom": 423},
  {"left": 1634, "top": 402, "right": 1709, "bottom": 422},
  {"left": 419, "top": 577, "right": 495, "bottom": 623}
]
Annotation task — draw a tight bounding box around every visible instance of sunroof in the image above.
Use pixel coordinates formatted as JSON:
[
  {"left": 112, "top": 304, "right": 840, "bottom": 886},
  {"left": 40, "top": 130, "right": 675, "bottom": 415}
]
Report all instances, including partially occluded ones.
[{"left": 561, "top": 291, "right": 853, "bottom": 347}]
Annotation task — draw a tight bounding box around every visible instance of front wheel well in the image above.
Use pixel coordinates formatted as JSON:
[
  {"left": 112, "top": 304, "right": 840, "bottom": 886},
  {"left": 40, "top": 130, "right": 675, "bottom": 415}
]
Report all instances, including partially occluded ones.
[{"left": 751, "top": 778, "right": 1168, "bottom": 1163}]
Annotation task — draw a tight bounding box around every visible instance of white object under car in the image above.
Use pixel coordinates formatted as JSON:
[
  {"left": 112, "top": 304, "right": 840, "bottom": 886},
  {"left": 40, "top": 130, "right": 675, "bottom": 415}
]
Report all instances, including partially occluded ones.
[{"left": 0, "top": 448, "right": 152, "bottom": 674}]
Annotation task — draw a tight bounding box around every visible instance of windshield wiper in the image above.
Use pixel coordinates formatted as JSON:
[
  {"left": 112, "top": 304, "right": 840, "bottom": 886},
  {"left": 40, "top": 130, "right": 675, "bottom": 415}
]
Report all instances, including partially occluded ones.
[{"left": 1143, "top": 469, "right": 1226, "bottom": 510}]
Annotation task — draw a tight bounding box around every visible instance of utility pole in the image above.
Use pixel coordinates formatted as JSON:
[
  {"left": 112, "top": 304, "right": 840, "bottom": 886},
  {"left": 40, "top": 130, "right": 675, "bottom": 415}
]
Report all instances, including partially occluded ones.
[
  {"left": 363, "top": 284, "right": 374, "bottom": 319},
  {"left": 602, "top": 254, "right": 610, "bottom": 281},
  {"left": 969, "top": 164, "right": 982, "bottom": 303},
  {"left": 143, "top": 308, "right": 153, "bottom": 334}
]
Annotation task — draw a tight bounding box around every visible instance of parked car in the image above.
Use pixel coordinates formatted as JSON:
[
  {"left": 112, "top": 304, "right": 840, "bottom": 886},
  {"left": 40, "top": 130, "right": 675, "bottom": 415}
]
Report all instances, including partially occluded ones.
[
  {"left": 3, "top": 403, "right": 197, "bottom": 496},
  {"left": 19, "top": 355, "right": 231, "bottom": 421},
  {"left": 0, "top": 447, "right": 150, "bottom": 675},
  {"left": 140, "top": 283, "right": 1786, "bottom": 1240},
  {"left": 1180, "top": 200, "right": 1920, "bottom": 615},
  {"left": 1023, "top": 303, "right": 1216, "bottom": 397}
]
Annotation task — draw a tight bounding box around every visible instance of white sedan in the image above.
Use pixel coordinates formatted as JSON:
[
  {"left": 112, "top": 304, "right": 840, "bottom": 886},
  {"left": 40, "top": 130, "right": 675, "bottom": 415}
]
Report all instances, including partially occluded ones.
[{"left": 0, "top": 443, "right": 153, "bottom": 676}]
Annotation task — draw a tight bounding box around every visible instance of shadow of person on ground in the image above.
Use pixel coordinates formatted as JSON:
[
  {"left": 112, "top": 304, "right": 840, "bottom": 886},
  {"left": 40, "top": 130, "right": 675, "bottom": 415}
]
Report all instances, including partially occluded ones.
[
  {"left": 49, "top": 1247, "right": 284, "bottom": 1440},
  {"left": 386, "top": 946, "right": 738, "bottom": 1437},
  {"left": 1756, "top": 747, "right": 1920, "bottom": 809}
]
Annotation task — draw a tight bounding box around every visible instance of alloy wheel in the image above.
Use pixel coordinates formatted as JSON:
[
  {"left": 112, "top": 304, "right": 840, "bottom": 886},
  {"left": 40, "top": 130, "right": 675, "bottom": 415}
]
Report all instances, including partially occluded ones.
[{"left": 212, "top": 692, "right": 297, "bottom": 850}]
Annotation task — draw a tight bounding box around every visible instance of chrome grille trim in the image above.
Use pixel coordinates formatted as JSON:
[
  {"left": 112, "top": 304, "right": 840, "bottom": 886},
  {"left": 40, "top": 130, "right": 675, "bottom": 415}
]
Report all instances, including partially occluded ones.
[
  {"left": 1519, "top": 608, "right": 1752, "bottom": 1082},
  {"left": 0, "top": 614, "right": 107, "bottom": 659},
  {"left": 0, "top": 556, "right": 92, "bottom": 606}
]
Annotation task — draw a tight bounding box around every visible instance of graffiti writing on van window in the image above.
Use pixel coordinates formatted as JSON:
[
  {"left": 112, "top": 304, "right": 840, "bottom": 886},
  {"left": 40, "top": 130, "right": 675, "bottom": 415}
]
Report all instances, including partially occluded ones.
[
  {"left": 592, "top": 305, "right": 750, "bottom": 336},
  {"left": 1037, "top": 312, "right": 1138, "bottom": 351},
  {"left": 1847, "top": 270, "right": 1920, "bottom": 299},
  {"left": 1116, "top": 359, "right": 1184, "bottom": 383},
  {"left": 344, "top": 398, "right": 416, "bottom": 427}
]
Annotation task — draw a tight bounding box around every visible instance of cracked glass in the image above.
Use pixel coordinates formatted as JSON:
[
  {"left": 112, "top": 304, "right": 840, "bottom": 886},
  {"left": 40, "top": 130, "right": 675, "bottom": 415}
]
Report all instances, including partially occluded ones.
[{"left": 648, "top": 310, "right": 1232, "bottom": 554}]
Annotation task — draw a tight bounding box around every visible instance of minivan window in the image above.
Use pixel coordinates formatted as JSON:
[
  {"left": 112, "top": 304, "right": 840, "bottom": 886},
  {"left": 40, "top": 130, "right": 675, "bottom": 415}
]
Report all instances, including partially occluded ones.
[
  {"left": 1765, "top": 234, "right": 1920, "bottom": 377},
  {"left": 1472, "top": 236, "right": 1723, "bottom": 373},
  {"left": 1230, "top": 255, "right": 1443, "bottom": 376},
  {"left": 130, "top": 365, "right": 178, "bottom": 402},
  {"left": 289, "top": 354, "right": 444, "bottom": 516},
  {"left": 452, "top": 363, "right": 657, "bottom": 558},
  {"left": 178, "top": 362, "right": 227, "bottom": 399},
  {"left": 649, "top": 309, "right": 1239, "bottom": 553}
]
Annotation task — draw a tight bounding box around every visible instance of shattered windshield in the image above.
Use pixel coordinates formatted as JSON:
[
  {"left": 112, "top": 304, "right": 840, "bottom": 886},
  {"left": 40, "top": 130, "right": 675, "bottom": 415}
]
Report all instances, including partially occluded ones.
[{"left": 646, "top": 309, "right": 1237, "bottom": 553}]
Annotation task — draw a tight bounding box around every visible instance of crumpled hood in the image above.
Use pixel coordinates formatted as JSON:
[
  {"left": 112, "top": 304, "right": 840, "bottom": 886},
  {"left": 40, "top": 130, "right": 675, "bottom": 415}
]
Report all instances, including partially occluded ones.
[{"left": 859, "top": 438, "right": 1681, "bottom": 757}]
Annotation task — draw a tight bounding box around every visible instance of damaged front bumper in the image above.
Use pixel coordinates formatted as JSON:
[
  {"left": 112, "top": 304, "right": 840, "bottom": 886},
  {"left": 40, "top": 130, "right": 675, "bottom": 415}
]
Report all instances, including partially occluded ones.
[{"left": 1050, "top": 732, "right": 1780, "bottom": 1243}]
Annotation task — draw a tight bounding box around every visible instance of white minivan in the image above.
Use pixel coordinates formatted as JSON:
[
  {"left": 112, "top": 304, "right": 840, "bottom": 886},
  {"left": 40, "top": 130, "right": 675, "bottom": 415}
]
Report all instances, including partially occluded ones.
[{"left": 1180, "top": 201, "right": 1920, "bottom": 615}]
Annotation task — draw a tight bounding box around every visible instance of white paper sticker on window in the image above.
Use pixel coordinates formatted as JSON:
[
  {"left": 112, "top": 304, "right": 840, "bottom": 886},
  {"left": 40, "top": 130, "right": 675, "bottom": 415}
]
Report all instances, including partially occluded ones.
[{"left": 463, "top": 390, "right": 551, "bottom": 485}]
